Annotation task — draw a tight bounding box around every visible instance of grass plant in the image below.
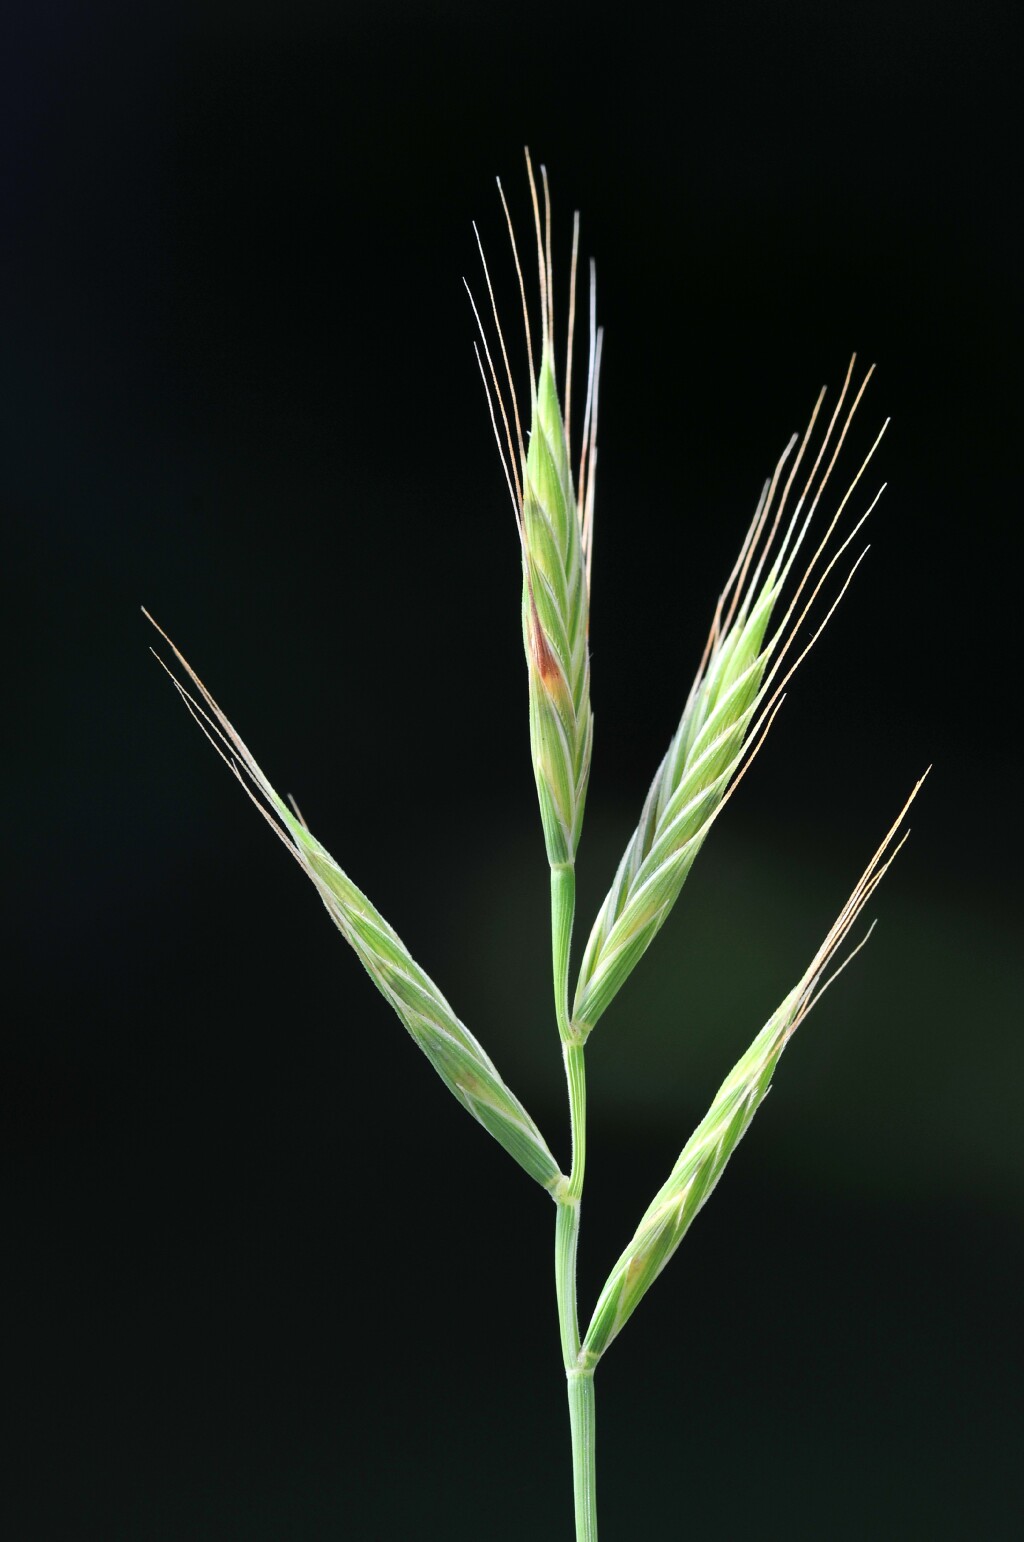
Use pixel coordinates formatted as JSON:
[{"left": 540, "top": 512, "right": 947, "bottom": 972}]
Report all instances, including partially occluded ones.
[{"left": 149, "top": 153, "right": 925, "bottom": 1539}]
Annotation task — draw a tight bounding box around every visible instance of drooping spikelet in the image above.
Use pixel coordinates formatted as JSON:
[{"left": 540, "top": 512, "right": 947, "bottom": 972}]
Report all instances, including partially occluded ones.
[
  {"left": 579, "top": 774, "right": 926, "bottom": 1366},
  {"left": 145, "top": 613, "right": 567, "bottom": 1199},
  {"left": 572, "top": 360, "right": 886, "bottom": 1036},
  {"left": 469, "top": 153, "right": 601, "bottom": 869}
]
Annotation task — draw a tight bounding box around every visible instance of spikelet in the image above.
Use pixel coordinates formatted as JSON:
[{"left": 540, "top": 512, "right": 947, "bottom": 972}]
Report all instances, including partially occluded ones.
[
  {"left": 469, "top": 153, "right": 601, "bottom": 869},
  {"left": 145, "top": 612, "right": 567, "bottom": 1199},
  {"left": 579, "top": 775, "right": 926, "bottom": 1366},
  {"left": 572, "top": 359, "right": 887, "bottom": 1036}
]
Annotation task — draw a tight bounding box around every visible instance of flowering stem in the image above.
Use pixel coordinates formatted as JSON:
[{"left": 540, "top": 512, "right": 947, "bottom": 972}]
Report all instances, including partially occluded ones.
[
  {"left": 566, "top": 1365, "right": 598, "bottom": 1541},
  {"left": 551, "top": 863, "right": 576, "bottom": 1042},
  {"left": 556, "top": 1020, "right": 596, "bottom": 1536}
]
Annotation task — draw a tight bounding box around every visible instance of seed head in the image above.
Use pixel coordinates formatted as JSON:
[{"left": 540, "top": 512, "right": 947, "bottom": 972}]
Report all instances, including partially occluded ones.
[
  {"left": 144, "top": 610, "right": 566, "bottom": 1197},
  {"left": 469, "top": 152, "right": 602, "bottom": 868},
  {"left": 579, "top": 773, "right": 926, "bottom": 1365},
  {"left": 573, "top": 358, "right": 887, "bottom": 1035}
]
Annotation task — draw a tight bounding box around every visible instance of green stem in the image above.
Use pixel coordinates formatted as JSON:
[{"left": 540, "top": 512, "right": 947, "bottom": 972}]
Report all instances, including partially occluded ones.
[
  {"left": 562, "top": 1040, "right": 587, "bottom": 1201},
  {"left": 550, "top": 863, "right": 596, "bottom": 1535},
  {"left": 556, "top": 1039, "right": 596, "bottom": 1538},
  {"left": 566, "top": 1367, "right": 598, "bottom": 1541},
  {"left": 550, "top": 862, "right": 576, "bottom": 1042},
  {"left": 555, "top": 1198, "right": 581, "bottom": 1367}
]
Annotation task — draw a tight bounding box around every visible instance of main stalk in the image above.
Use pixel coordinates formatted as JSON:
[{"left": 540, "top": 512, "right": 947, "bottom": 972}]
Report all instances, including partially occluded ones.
[{"left": 551, "top": 866, "right": 598, "bottom": 1539}]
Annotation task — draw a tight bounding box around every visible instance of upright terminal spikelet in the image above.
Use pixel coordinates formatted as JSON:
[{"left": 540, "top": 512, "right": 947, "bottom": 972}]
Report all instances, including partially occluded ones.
[
  {"left": 468, "top": 152, "right": 602, "bottom": 1037},
  {"left": 572, "top": 359, "right": 887, "bottom": 1037},
  {"left": 521, "top": 326, "right": 594, "bottom": 871},
  {"left": 579, "top": 773, "right": 927, "bottom": 1366}
]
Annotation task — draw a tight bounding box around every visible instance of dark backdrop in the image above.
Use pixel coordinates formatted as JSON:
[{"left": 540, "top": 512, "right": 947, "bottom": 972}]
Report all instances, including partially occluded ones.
[{"left": 4, "top": 2, "right": 1020, "bottom": 1537}]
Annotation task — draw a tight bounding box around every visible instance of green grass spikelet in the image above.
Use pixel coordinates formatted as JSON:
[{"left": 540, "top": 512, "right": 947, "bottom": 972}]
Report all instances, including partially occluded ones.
[
  {"left": 580, "top": 778, "right": 923, "bottom": 1365},
  {"left": 523, "top": 344, "right": 593, "bottom": 868},
  {"left": 145, "top": 612, "right": 566, "bottom": 1198},
  {"left": 574, "top": 364, "right": 885, "bottom": 1037}
]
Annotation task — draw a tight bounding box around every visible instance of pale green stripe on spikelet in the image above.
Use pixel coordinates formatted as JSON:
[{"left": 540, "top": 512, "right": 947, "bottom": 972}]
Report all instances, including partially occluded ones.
[
  {"left": 145, "top": 612, "right": 567, "bottom": 1199},
  {"left": 573, "top": 360, "right": 886, "bottom": 1036},
  {"left": 579, "top": 776, "right": 925, "bottom": 1366}
]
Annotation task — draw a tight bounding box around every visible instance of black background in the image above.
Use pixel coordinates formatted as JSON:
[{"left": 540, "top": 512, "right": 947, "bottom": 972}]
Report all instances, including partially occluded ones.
[{"left": 4, "top": 2, "right": 1021, "bottom": 1537}]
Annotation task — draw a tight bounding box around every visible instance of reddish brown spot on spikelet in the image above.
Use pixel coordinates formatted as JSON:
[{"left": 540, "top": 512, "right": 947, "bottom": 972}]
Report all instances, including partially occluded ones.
[{"left": 529, "top": 595, "right": 560, "bottom": 689}]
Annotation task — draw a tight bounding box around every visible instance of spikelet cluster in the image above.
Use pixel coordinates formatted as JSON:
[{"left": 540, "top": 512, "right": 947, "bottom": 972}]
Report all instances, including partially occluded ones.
[
  {"left": 572, "top": 360, "right": 886, "bottom": 1036},
  {"left": 579, "top": 776, "right": 925, "bottom": 1365},
  {"left": 145, "top": 614, "right": 566, "bottom": 1198},
  {"left": 152, "top": 164, "right": 924, "bottom": 1421},
  {"left": 469, "top": 155, "right": 601, "bottom": 869},
  {"left": 522, "top": 340, "right": 594, "bottom": 866}
]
